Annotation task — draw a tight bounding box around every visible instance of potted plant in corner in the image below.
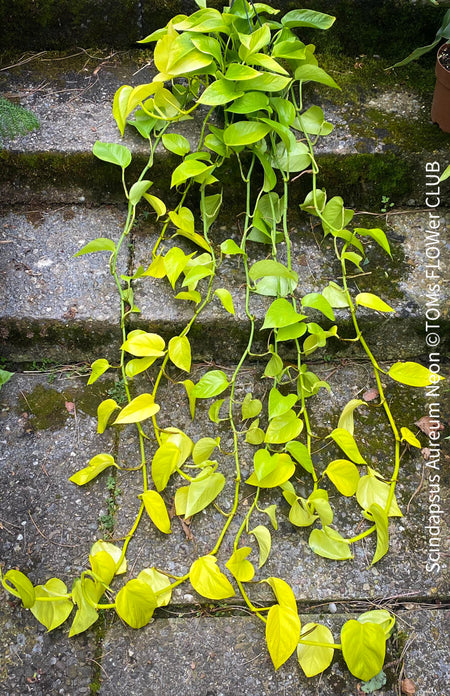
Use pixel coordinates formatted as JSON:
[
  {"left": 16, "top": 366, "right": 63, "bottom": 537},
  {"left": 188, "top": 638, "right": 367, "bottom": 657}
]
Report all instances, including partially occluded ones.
[{"left": 391, "top": 6, "right": 450, "bottom": 132}]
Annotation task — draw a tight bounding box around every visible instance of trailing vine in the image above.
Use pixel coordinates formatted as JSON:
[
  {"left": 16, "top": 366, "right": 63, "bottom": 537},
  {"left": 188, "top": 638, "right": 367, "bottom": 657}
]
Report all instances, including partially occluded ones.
[{"left": 2, "top": 0, "right": 443, "bottom": 684}]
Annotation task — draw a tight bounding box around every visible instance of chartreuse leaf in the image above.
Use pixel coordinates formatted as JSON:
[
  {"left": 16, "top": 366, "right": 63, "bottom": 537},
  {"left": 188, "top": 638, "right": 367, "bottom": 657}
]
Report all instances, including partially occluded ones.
[
  {"left": 113, "top": 394, "right": 160, "bottom": 425},
  {"left": 115, "top": 578, "right": 157, "bottom": 629},
  {"left": 325, "top": 460, "right": 360, "bottom": 497},
  {"left": 401, "top": 427, "right": 421, "bottom": 448},
  {"left": 308, "top": 489, "right": 333, "bottom": 526},
  {"left": 388, "top": 361, "right": 444, "bottom": 387},
  {"left": 97, "top": 398, "right": 119, "bottom": 433},
  {"left": 89, "top": 549, "right": 116, "bottom": 587},
  {"left": 262, "top": 298, "right": 304, "bottom": 330},
  {"left": 93, "top": 141, "right": 131, "bottom": 168},
  {"left": 143, "top": 193, "right": 166, "bottom": 218},
  {"left": 245, "top": 419, "right": 265, "bottom": 445},
  {"left": 241, "top": 392, "right": 262, "bottom": 420},
  {"left": 302, "top": 292, "right": 335, "bottom": 321},
  {"left": 152, "top": 442, "right": 181, "bottom": 492},
  {"left": 137, "top": 568, "right": 172, "bottom": 607},
  {"left": 122, "top": 331, "right": 166, "bottom": 357},
  {"left": 358, "top": 610, "right": 394, "bottom": 635},
  {"left": 174, "top": 485, "right": 189, "bottom": 516},
  {"left": 185, "top": 470, "right": 226, "bottom": 517},
  {"left": 168, "top": 335, "right": 191, "bottom": 372},
  {"left": 214, "top": 288, "right": 235, "bottom": 315},
  {"left": 266, "top": 603, "right": 301, "bottom": 670},
  {"left": 264, "top": 352, "right": 283, "bottom": 378},
  {"left": 29, "top": 578, "right": 73, "bottom": 631},
  {"left": 88, "top": 359, "right": 111, "bottom": 385},
  {"left": 285, "top": 441, "right": 314, "bottom": 475},
  {"left": 125, "top": 357, "right": 157, "bottom": 379},
  {"left": 246, "top": 452, "right": 295, "bottom": 488},
  {"left": 223, "top": 121, "right": 271, "bottom": 146},
  {"left": 171, "top": 159, "right": 210, "bottom": 187},
  {"left": 162, "top": 133, "right": 190, "bottom": 156},
  {"left": 355, "top": 228, "right": 391, "bottom": 256},
  {"left": 209, "top": 398, "right": 225, "bottom": 423},
  {"left": 261, "top": 504, "right": 278, "bottom": 530},
  {"left": 69, "top": 577, "right": 99, "bottom": 636},
  {"left": 309, "top": 527, "right": 353, "bottom": 560},
  {"left": 2, "top": 569, "right": 35, "bottom": 608},
  {"left": 295, "top": 65, "right": 340, "bottom": 90},
  {"left": 189, "top": 555, "right": 235, "bottom": 600},
  {"left": 356, "top": 471, "right": 402, "bottom": 517},
  {"left": 268, "top": 388, "right": 297, "bottom": 420},
  {"left": 220, "top": 238, "right": 244, "bottom": 255},
  {"left": 176, "top": 290, "right": 202, "bottom": 303},
  {"left": 69, "top": 453, "right": 118, "bottom": 486},
  {"left": 129, "top": 180, "right": 152, "bottom": 206},
  {"left": 322, "top": 281, "right": 349, "bottom": 308},
  {"left": 141, "top": 490, "right": 172, "bottom": 534},
  {"left": 192, "top": 436, "right": 220, "bottom": 465},
  {"left": 297, "top": 623, "right": 335, "bottom": 677},
  {"left": 338, "top": 399, "right": 366, "bottom": 435},
  {"left": 265, "top": 577, "right": 297, "bottom": 612},
  {"left": 0, "top": 367, "right": 14, "bottom": 388},
  {"left": 192, "top": 370, "right": 229, "bottom": 398},
  {"left": 90, "top": 541, "right": 127, "bottom": 574},
  {"left": 264, "top": 410, "right": 303, "bottom": 444},
  {"left": 226, "top": 547, "right": 255, "bottom": 582},
  {"left": 368, "top": 502, "right": 389, "bottom": 565},
  {"left": 289, "top": 499, "right": 317, "bottom": 527},
  {"left": 329, "top": 428, "right": 366, "bottom": 464},
  {"left": 356, "top": 293, "right": 394, "bottom": 313},
  {"left": 182, "top": 379, "right": 196, "bottom": 419},
  {"left": 160, "top": 427, "right": 193, "bottom": 466},
  {"left": 341, "top": 620, "right": 386, "bottom": 681},
  {"left": 74, "top": 238, "right": 116, "bottom": 256},
  {"left": 249, "top": 525, "right": 271, "bottom": 567},
  {"left": 198, "top": 78, "right": 244, "bottom": 106},
  {"left": 112, "top": 84, "right": 132, "bottom": 135}
]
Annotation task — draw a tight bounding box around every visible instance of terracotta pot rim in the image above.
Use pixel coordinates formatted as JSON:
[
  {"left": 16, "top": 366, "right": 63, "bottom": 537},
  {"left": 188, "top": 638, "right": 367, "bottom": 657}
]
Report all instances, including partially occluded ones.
[{"left": 435, "top": 42, "right": 450, "bottom": 87}]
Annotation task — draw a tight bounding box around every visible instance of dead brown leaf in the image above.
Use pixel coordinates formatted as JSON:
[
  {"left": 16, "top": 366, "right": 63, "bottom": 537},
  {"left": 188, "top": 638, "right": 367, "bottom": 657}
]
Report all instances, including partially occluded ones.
[
  {"left": 421, "top": 447, "right": 431, "bottom": 460},
  {"left": 414, "top": 416, "right": 444, "bottom": 437},
  {"left": 401, "top": 678, "right": 416, "bottom": 695},
  {"left": 363, "top": 387, "right": 379, "bottom": 402},
  {"left": 65, "top": 401, "right": 76, "bottom": 414}
]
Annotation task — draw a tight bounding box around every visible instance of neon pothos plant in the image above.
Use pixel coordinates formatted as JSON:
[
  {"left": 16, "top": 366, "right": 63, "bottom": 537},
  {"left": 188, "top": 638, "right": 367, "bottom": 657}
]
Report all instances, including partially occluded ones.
[{"left": 2, "top": 0, "right": 443, "bottom": 683}]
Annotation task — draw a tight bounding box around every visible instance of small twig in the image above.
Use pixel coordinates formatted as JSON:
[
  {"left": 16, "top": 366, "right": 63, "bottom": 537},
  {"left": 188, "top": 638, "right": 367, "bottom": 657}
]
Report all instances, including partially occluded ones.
[{"left": 28, "top": 511, "right": 77, "bottom": 548}]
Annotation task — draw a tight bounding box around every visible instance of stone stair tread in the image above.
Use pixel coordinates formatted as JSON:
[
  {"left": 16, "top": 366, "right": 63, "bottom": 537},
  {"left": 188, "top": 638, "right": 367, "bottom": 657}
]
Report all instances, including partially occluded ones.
[
  {"left": 1, "top": 53, "right": 448, "bottom": 207},
  {"left": 1, "top": 205, "right": 448, "bottom": 362}
]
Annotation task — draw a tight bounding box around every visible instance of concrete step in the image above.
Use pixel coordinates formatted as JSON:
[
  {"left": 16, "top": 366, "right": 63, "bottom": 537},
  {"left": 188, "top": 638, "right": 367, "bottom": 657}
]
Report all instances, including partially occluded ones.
[
  {"left": 0, "top": 372, "right": 448, "bottom": 694},
  {"left": 1, "top": 205, "right": 448, "bottom": 364},
  {"left": 1, "top": 52, "right": 449, "bottom": 209},
  {"left": 0, "top": 0, "right": 448, "bottom": 56}
]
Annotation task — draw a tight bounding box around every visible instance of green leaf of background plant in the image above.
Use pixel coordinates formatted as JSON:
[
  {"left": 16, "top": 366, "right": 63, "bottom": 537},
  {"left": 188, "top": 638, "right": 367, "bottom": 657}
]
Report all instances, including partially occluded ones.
[
  {"left": 297, "top": 623, "right": 335, "bottom": 677},
  {"left": 388, "top": 362, "right": 444, "bottom": 387},
  {"left": 341, "top": 620, "right": 386, "bottom": 681},
  {"left": 189, "top": 555, "right": 235, "bottom": 600},
  {"left": 281, "top": 9, "right": 335, "bottom": 30},
  {"left": 162, "top": 133, "right": 191, "bottom": 156},
  {"left": 30, "top": 579, "right": 73, "bottom": 631},
  {"left": 262, "top": 298, "right": 304, "bottom": 329}
]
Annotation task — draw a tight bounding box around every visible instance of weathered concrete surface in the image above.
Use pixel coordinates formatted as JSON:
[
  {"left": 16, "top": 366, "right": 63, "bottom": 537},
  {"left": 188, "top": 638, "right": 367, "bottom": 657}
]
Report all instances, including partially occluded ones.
[
  {"left": 131, "top": 209, "right": 449, "bottom": 360},
  {"left": 98, "top": 608, "right": 449, "bottom": 696},
  {"left": 1, "top": 205, "right": 447, "bottom": 364},
  {"left": 0, "top": 206, "right": 124, "bottom": 364},
  {"left": 1, "top": 53, "right": 448, "bottom": 208},
  {"left": 0, "top": 373, "right": 115, "bottom": 694},
  {"left": 113, "top": 362, "right": 449, "bottom": 605}
]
